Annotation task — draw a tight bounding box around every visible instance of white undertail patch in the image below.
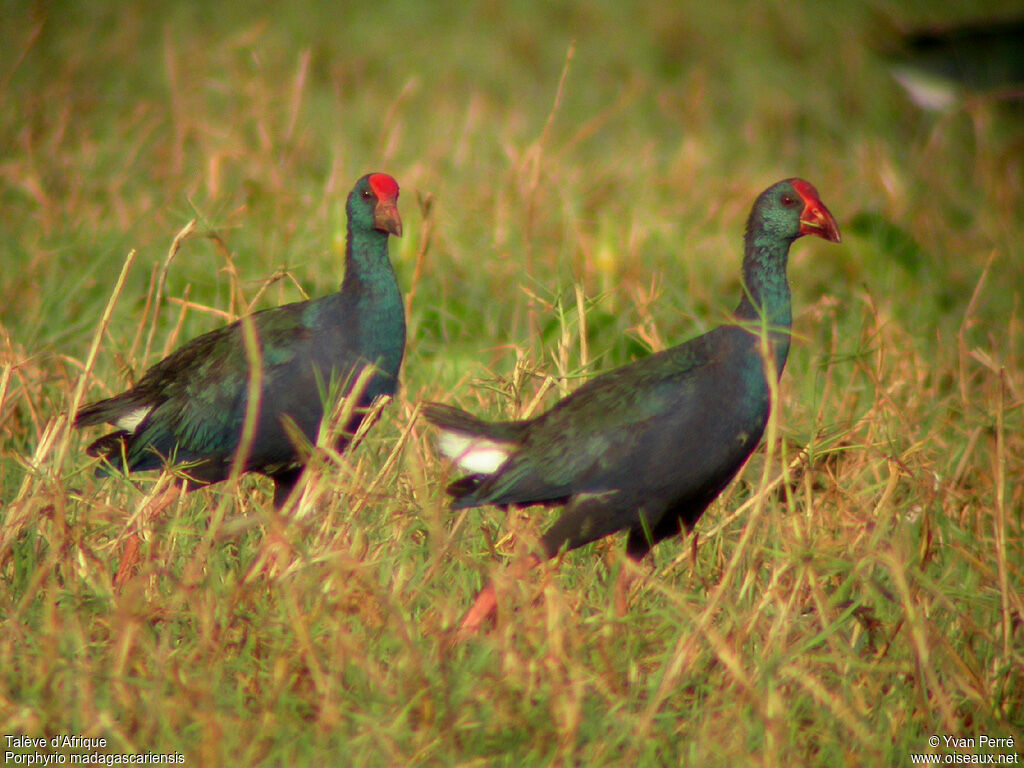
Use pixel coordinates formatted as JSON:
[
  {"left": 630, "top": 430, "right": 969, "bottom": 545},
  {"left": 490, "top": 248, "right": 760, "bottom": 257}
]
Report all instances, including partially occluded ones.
[
  {"left": 436, "top": 430, "right": 513, "bottom": 475},
  {"left": 115, "top": 407, "right": 152, "bottom": 433},
  {"left": 890, "top": 66, "right": 957, "bottom": 112}
]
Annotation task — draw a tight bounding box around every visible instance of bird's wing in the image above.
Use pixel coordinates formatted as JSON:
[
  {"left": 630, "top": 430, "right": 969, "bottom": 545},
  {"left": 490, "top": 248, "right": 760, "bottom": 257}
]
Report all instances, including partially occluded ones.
[
  {"left": 114, "top": 305, "right": 314, "bottom": 469},
  {"left": 457, "top": 330, "right": 733, "bottom": 508}
]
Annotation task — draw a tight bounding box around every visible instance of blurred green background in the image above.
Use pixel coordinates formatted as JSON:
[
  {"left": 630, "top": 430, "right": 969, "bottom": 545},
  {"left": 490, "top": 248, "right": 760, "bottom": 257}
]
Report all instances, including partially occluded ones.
[{"left": 1, "top": 1, "right": 1021, "bottom": 765}]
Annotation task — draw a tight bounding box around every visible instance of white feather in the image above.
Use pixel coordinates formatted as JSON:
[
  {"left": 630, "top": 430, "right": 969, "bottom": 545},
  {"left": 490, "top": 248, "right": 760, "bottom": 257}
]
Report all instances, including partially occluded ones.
[
  {"left": 436, "top": 430, "right": 513, "bottom": 475},
  {"left": 115, "top": 407, "right": 151, "bottom": 433},
  {"left": 890, "top": 66, "right": 958, "bottom": 112}
]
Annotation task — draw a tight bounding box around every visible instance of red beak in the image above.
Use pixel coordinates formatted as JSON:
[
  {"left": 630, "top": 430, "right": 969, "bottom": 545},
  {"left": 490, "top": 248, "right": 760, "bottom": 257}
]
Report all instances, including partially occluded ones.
[
  {"left": 374, "top": 200, "right": 402, "bottom": 237},
  {"left": 790, "top": 179, "right": 840, "bottom": 243},
  {"left": 799, "top": 201, "right": 841, "bottom": 243}
]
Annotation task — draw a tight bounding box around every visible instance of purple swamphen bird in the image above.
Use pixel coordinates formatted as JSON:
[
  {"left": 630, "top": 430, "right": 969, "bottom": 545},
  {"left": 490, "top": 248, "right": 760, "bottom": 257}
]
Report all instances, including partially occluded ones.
[
  {"left": 76, "top": 173, "right": 404, "bottom": 510},
  {"left": 424, "top": 178, "right": 840, "bottom": 635}
]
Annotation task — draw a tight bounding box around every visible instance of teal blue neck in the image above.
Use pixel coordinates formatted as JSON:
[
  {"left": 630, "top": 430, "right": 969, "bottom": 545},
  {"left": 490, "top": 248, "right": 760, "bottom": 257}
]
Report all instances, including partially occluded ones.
[
  {"left": 343, "top": 228, "right": 393, "bottom": 291},
  {"left": 341, "top": 226, "right": 405, "bottom": 377},
  {"left": 734, "top": 231, "right": 793, "bottom": 375}
]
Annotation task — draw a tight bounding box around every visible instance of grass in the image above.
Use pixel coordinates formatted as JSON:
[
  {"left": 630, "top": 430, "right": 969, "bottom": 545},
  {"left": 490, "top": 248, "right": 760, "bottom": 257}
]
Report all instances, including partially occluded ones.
[{"left": 1, "top": 0, "right": 1022, "bottom": 765}]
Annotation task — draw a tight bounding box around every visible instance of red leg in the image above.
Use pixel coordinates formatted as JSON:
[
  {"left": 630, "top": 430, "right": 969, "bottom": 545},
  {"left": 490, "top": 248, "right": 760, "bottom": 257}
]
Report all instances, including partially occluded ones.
[
  {"left": 455, "top": 553, "right": 542, "bottom": 641},
  {"left": 114, "top": 533, "right": 142, "bottom": 587},
  {"left": 613, "top": 562, "right": 638, "bottom": 618},
  {"left": 456, "top": 583, "right": 498, "bottom": 637},
  {"left": 113, "top": 483, "right": 183, "bottom": 587},
  {"left": 246, "top": 525, "right": 295, "bottom": 581},
  {"left": 614, "top": 529, "right": 698, "bottom": 615}
]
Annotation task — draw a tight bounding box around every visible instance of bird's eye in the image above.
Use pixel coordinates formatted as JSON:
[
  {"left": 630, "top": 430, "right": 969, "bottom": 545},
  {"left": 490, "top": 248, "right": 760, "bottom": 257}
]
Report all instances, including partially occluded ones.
[
  {"left": 781, "top": 194, "right": 797, "bottom": 207},
  {"left": 361, "top": 190, "right": 372, "bottom": 199}
]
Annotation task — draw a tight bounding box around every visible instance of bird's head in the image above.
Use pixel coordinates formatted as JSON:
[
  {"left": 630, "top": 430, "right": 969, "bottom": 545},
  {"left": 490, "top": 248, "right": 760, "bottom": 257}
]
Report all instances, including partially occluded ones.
[
  {"left": 348, "top": 173, "right": 403, "bottom": 237},
  {"left": 751, "top": 178, "right": 841, "bottom": 244}
]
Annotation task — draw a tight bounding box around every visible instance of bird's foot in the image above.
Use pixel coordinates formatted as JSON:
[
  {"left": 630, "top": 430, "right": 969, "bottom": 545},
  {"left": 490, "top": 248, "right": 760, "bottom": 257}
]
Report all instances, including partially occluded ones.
[
  {"left": 452, "top": 584, "right": 498, "bottom": 642},
  {"left": 113, "top": 534, "right": 142, "bottom": 588},
  {"left": 246, "top": 528, "right": 295, "bottom": 581},
  {"left": 450, "top": 553, "right": 543, "bottom": 643},
  {"left": 113, "top": 483, "right": 184, "bottom": 588},
  {"left": 613, "top": 564, "right": 638, "bottom": 618}
]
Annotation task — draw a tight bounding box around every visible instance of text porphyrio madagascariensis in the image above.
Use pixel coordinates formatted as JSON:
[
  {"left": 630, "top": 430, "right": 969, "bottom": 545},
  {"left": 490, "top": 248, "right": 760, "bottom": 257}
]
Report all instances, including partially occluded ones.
[
  {"left": 424, "top": 178, "right": 840, "bottom": 636},
  {"left": 76, "top": 174, "right": 404, "bottom": 578}
]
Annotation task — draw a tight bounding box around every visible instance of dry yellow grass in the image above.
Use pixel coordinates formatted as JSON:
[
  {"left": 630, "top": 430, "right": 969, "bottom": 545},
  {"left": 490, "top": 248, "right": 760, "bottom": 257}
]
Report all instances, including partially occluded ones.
[{"left": 0, "top": 1, "right": 1021, "bottom": 765}]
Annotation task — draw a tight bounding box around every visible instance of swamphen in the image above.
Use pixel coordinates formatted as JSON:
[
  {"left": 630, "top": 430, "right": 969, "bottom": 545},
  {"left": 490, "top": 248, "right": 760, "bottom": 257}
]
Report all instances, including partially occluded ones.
[
  {"left": 76, "top": 173, "right": 405, "bottom": 509},
  {"left": 424, "top": 178, "right": 840, "bottom": 635},
  {"left": 883, "top": 16, "right": 1024, "bottom": 111}
]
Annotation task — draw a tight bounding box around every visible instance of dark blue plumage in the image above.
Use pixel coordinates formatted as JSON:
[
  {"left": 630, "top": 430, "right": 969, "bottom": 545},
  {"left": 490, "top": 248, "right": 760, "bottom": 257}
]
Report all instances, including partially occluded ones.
[
  {"left": 883, "top": 16, "right": 1024, "bottom": 111},
  {"left": 425, "top": 179, "right": 840, "bottom": 633},
  {"left": 76, "top": 173, "right": 404, "bottom": 507}
]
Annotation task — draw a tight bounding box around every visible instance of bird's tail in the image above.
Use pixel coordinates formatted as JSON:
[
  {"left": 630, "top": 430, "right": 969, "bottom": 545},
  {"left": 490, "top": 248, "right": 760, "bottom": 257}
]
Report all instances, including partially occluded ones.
[
  {"left": 78, "top": 430, "right": 131, "bottom": 477},
  {"left": 421, "top": 402, "right": 527, "bottom": 478},
  {"left": 420, "top": 402, "right": 519, "bottom": 439},
  {"left": 74, "top": 397, "right": 118, "bottom": 428},
  {"left": 85, "top": 431, "right": 129, "bottom": 458},
  {"left": 444, "top": 473, "right": 486, "bottom": 502}
]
